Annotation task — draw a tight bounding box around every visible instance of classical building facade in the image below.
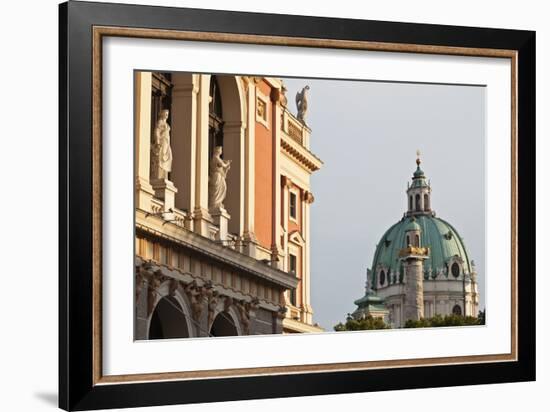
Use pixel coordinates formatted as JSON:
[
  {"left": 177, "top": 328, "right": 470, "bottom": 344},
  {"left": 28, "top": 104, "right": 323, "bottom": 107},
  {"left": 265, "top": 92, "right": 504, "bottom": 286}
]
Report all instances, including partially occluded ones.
[
  {"left": 134, "top": 72, "right": 323, "bottom": 339},
  {"left": 353, "top": 155, "right": 479, "bottom": 327}
]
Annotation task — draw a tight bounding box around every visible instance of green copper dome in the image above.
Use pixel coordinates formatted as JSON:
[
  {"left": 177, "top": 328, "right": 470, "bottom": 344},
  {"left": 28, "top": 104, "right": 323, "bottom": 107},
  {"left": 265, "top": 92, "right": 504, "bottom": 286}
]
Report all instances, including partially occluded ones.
[{"left": 370, "top": 215, "right": 473, "bottom": 286}]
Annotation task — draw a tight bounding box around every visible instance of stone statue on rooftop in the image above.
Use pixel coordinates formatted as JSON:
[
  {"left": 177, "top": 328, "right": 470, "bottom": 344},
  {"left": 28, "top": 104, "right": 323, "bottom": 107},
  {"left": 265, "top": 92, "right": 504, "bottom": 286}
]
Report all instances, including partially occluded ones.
[{"left": 295, "top": 85, "right": 310, "bottom": 125}]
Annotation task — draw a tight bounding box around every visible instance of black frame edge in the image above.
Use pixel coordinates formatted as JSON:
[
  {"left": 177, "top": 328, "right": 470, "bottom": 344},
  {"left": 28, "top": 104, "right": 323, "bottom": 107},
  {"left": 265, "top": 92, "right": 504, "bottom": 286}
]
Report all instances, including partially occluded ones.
[
  {"left": 59, "top": 2, "right": 69, "bottom": 410},
  {"left": 516, "top": 31, "right": 536, "bottom": 382}
]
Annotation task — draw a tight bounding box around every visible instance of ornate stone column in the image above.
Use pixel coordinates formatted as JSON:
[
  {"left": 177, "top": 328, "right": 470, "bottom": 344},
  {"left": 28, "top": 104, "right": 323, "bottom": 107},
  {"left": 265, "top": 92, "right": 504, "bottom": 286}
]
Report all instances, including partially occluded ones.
[
  {"left": 400, "top": 247, "right": 429, "bottom": 322},
  {"left": 134, "top": 72, "right": 155, "bottom": 211}
]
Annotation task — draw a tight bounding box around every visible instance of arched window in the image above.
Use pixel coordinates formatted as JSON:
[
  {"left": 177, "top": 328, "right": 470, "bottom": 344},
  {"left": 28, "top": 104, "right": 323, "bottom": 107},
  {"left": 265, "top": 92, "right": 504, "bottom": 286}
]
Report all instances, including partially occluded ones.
[
  {"left": 209, "top": 76, "right": 224, "bottom": 160},
  {"left": 409, "top": 195, "right": 413, "bottom": 211},
  {"left": 415, "top": 194, "right": 421, "bottom": 211},
  {"left": 379, "top": 270, "right": 386, "bottom": 286},
  {"left": 424, "top": 193, "right": 430, "bottom": 211},
  {"left": 452, "top": 304, "right": 462, "bottom": 316},
  {"left": 406, "top": 235, "right": 410, "bottom": 246},
  {"left": 415, "top": 234, "right": 420, "bottom": 247},
  {"left": 451, "top": 262, "right": 461, "bottom": 278}
]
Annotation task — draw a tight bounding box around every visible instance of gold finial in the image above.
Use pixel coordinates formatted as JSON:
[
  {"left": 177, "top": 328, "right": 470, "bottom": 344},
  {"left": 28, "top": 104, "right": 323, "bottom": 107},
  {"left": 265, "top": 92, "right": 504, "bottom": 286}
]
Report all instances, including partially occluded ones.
[{"left": 416, "top": 149, "right": 421, "bottom": 166}]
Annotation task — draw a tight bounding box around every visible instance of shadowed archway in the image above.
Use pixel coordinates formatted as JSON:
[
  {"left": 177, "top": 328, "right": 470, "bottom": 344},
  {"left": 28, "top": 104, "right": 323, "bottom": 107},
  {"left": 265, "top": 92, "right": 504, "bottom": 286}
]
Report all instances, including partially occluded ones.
[
  {"left": 210, "top": 312, "right": 239, "bottom": 337},
  {"left": 148, "top": 296, "right": 190, "bottom": 339}
]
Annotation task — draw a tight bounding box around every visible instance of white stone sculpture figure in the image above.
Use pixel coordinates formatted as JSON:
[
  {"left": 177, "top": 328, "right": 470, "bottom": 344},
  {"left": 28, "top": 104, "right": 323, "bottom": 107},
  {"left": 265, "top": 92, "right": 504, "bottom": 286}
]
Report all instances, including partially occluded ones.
[
  {"left": 208, "top": 146, "right": 232, "bottom": 211},
  {"left": 153, "top": 109, "right": 173, "bottom": 179},
  {"left": 295, "top": 85, "right": 310, "bottom": 125}
]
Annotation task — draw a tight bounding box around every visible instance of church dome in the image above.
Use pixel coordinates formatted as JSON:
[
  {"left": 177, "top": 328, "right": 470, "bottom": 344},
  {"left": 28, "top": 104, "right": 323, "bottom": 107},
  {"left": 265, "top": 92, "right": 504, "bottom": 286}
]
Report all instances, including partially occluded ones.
[
  {"left": 371, "top": 215, "right": 473, "bottom": 284},
  {"left": 369, "top": 155, "right": 474, "bottom": 286}
]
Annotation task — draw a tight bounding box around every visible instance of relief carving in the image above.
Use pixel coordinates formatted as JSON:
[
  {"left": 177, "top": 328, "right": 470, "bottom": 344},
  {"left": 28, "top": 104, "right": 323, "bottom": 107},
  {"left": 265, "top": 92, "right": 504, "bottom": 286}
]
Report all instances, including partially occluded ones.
[
  {"left": 184, "top": 280, "right": 207, "bottom": 322},
  {"left": 207, "top": 289, "right": 220, "bottom": 329},
  {"left": 147, "top": 275, "right": 161, "bottom": 316}
]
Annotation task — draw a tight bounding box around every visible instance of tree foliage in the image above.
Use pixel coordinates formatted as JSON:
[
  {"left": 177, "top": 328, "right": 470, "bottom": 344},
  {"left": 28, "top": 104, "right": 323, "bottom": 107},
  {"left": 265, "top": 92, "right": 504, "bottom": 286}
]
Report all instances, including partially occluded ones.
[
  {"left": 334, "top": 315, "right": 389, "bottom": 331},
  {"left": 404, "top": 312, "right": 485, "bottom": 328}
]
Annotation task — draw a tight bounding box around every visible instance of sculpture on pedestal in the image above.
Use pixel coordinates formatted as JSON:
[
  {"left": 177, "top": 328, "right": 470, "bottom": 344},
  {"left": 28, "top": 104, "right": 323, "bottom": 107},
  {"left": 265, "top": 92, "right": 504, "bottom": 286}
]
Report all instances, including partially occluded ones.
[
  {"left": 208, "top": 146, "right": 232, "bottom": 211},
  {"left": 152, "top": 109, "right": 173, "bottom": 180}
]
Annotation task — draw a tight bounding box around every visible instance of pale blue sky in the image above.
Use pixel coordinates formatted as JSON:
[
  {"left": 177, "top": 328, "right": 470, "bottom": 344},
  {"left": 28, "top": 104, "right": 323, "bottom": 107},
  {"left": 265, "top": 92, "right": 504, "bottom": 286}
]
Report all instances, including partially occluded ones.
[{"left": 283, "top": 78, "right": 486, "bottom": 330}]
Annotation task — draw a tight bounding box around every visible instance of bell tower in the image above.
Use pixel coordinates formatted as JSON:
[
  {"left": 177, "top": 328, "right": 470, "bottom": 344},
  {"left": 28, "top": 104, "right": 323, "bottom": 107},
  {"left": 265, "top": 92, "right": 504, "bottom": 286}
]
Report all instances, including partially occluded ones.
[{"left": 406, "top": 151, "right": 433, "bottom": 216}]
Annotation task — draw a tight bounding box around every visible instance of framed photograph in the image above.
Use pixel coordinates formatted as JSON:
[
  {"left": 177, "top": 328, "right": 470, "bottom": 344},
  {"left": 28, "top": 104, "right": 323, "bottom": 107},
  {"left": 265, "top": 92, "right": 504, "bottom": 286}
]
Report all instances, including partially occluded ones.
[{"left": 59, "top": 1, "right": 535, "bottom": 410}]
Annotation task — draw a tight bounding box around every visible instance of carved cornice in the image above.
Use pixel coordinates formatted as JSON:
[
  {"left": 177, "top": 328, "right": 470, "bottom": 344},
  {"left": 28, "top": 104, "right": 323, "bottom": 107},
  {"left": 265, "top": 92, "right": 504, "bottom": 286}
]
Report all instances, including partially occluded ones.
[
  {"left": 280, "top": 135, "right": 323, "bottom": 172},
  {"left": 135, "top": 216, "right": 299, "bottom": 290},
  {"left": 135, "top": 257, "right": 287, "bottom": 316}
]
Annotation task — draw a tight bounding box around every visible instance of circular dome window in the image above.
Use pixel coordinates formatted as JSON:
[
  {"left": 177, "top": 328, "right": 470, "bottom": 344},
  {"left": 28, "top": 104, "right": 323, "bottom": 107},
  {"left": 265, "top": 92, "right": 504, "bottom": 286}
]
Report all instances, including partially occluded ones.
[{"left": 451, "top": 262, "right": 460, "bottom": 278}]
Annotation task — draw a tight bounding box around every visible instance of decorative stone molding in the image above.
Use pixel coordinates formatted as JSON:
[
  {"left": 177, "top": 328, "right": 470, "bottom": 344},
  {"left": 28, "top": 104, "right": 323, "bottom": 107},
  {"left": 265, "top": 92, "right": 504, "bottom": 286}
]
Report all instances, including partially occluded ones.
[
  {"left": 303, "top": 190, "right": 315, "bottom": 204},
  {"left": 236, "top": 300, "right": 251, "bottom": 335},
  {"left": 282, "top": 175, "right": 293, "bottom": 189},
  {"left": 168, "top": 278, "right": 179, "bottom": 297},
  {"left": 184, "top": 281, "right": 207, "bottom": 322},
  {"left": 280, "top": 135, "right": 322, "bottom": 172},
  {"left": 224, "top": 296, "right": 234, "bottom": 312},
  {"left": 135, "top": 263, "right": 148, "bottom": 302},
  {"left": 206, "top": 287, "right": 220, "bottom": 330},
  {"left": 276, "top": 305, "right": 288, "bottom": 320},
  {"left": 147, "top": 275, "right": 161, "bottom": 316}
]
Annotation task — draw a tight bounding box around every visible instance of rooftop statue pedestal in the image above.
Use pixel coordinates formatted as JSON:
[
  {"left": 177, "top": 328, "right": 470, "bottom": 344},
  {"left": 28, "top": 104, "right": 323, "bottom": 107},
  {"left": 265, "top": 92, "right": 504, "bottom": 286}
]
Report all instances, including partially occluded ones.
[
  {"left": 151, "top": 178, "right": 178, "bottom": 215},
  {"left": 210, "top": 207, "right": 231, "bottom": 242}
]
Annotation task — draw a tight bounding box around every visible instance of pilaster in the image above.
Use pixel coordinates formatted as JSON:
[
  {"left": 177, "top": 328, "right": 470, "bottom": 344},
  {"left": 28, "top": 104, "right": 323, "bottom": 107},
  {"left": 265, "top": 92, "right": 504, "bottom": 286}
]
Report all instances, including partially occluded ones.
[
  {"left": 223, "top": 121, "right": 245, "bottom": 237},
  {"left": 270, "top": 87, "right": 283, "bottom": 269},
  {"left": 194, "top": 74, "right": 212, "bottom": 235},
  {"left": 303, "top": 191, "right": 314, "bottom": 324},
  {"left": 171, "top": 73, "right": 198, "bottom": 229},
  {"left": 242, "top": 77, "right": 257, "bottom": 255},
  {"left": 134, "top": 71, "right": 155, "bottom": 211}
]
